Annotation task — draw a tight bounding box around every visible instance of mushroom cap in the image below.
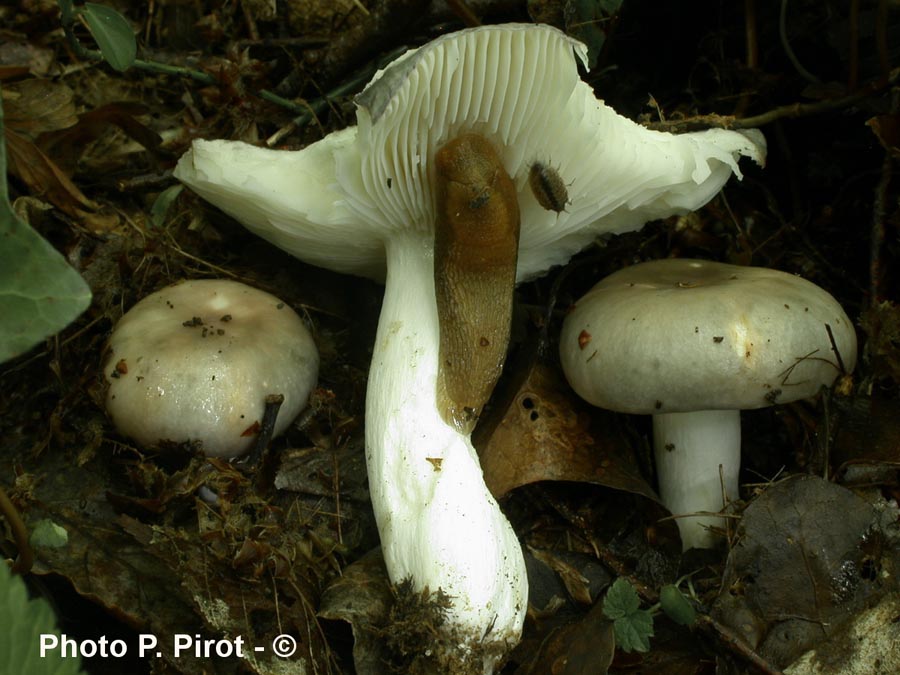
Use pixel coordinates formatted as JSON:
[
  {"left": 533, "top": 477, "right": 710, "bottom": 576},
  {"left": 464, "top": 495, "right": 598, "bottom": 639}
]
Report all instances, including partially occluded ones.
[
  {"left": 174, "top": 24, "right": 765, "bottom": 282},
  {"left": 560, "top": 259, "right": 857, "bottom": 414},
  {"left": 103, "top": 280, "right": 318, "bottom": 457}
]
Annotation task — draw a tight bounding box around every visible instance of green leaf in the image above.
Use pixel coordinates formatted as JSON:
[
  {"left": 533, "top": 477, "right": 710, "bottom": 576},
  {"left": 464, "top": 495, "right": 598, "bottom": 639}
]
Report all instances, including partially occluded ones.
[
  {"left": 149, "top": 184, "right": 183, "bottom": 228},
  {"left": 602, "top": 578, "right": 654, "bottom": 653},
  {"left": 30, "top": 519, "right": 69, "bottom": 549},
  {"left": 613, "top": 608, "right": 653, "bottom": 653},
  {"left": 0, "top": 87, "right": 92, "bottom": 364},
  {"left": 601, "top": 577, "right": 640, "bottom": 619},
  {"left": 660, "top": 584, "right": 697, "bottom": 626},
  {"left": 81, "top": 3, "right": 136, "bottom": 72},
  {"left": 0, "top": 563, "right": 88, "bottom": 675}
]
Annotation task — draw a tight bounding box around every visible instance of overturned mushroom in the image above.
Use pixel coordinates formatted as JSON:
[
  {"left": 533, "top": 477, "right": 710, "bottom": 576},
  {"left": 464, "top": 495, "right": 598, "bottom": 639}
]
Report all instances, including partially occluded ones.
[{"left": 174, "top": 24, "right": 765, "bottom": 670}]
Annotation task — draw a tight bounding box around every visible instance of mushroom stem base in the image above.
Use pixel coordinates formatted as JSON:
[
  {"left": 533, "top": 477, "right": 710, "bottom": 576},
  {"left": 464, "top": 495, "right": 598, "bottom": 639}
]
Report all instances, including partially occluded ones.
[{"left": 652, "top": 409, "right": 741, "bottom": 550}]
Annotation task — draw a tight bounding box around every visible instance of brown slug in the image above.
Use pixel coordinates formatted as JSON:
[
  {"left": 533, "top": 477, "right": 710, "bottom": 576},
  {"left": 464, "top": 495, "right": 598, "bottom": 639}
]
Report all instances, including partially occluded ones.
[{"left": 434, "top": 133, "right": 521, "bottom": 432}]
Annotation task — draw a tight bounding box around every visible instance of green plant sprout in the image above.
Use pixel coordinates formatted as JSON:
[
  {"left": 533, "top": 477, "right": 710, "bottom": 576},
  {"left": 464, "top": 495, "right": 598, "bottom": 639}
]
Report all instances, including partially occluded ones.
[{"left": 601, "top": 575, "right": 698, "bottom": 653}]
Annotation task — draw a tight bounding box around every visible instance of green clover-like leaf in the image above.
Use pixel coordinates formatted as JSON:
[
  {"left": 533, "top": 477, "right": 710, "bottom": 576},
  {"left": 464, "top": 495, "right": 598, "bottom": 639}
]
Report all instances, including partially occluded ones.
[{"left": 602, "top": 578, "right": 655, "bottom": 653}]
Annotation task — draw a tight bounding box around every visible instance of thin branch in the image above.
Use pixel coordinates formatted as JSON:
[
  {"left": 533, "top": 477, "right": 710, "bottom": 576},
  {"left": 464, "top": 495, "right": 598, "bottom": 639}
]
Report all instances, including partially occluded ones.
[
  {"left": 0, "top": 486, "right": 33, "bottom": 574},
  {"left": 644, "top": 67, "right": 900, "bottom": 133}
]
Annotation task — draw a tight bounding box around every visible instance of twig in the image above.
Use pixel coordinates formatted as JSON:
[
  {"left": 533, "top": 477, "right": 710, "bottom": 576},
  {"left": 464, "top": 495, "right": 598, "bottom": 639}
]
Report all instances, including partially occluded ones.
[
  {"left": 877, "top": 0, "right": 890, "bottom": 81},
  {"left": 281, "top": 45, "right": 411, "bottom": 135},
  {"left": 446, "top": 0, "right": 481, "bottom": 27},
  {"left": 779, "top": 0, "right": 819, "bottom": 83},
  {"left": 245, "top": 393, "right": 284, "bottom": 469},
  {"left": 744, "top": 0, "right": 758, "bottom": 70},
  {"left": 645, "top": 67, "right": 900, "bottom": 133},
  {"left": 824, "top": 324, "right": 847, "bottom": 376},
  {"left": 696, "top": 614, "right": 785, "bottom": 675},
  {"left": 849, "top": 0, "right": 860, "bottom": 90},
  {"left": 0, "top": 486, "right": 34, "bottom": 574},
  {"left": 868, "top": 89, "right": 897, "bottom": 305}
]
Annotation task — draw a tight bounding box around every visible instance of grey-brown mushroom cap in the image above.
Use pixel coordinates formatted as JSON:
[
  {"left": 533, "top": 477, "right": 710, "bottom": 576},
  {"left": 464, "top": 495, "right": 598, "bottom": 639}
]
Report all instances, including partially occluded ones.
[
  {"left": 560, "top": 259, "right": 857, "bottom": 414},
  {"left": 103, "top": 280, "right": 319, "bottom": 457}
]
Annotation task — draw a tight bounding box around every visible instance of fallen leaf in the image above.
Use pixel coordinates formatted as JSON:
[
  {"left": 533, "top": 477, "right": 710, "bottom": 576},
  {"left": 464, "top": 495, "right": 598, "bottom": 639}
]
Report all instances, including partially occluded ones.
[
  {"left": 712, "top": 475, "right": 900, "bottom": 668},
  {"left": 518, "top": 599, "right": 615, "bottom": 675},
  {"left": 2, "top": 79, "right": 78, "bottom": 136},
  {"left": 5, "top": 127, "right": 98, "bottom": 215},
  {"left": 479, "top": 361, "right": 658, "bottom": 502},
  {"left": 319, "top": 550, "right": 394, "bottom": 675}
]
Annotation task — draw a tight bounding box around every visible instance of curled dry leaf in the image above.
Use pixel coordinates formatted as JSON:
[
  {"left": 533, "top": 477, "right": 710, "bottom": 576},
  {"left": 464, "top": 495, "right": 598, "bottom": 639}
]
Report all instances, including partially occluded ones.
[
  {"left": 4, "top": 128, "right": 97, "bottom": 216},
  {"left": 2, "top": 79, "right": 78, "bottom": 136},
  {"left": 479, "top": 361, "right": 658, "bottom": 502},
  {"left": 319, "top": 550, "right": 395, "bottom": 675}
]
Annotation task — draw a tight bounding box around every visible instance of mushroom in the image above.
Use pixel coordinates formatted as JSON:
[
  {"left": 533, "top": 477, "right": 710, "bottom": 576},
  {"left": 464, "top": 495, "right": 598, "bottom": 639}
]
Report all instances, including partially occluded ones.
[
  {"left": 559, "top": 259, "right": 857, "bottom": 550},
  {"left": 103, "top": 279, "right": 318, "bottom": 458},
  {"left": 173, "top": 24, "right": 765, "bottom": 667}
]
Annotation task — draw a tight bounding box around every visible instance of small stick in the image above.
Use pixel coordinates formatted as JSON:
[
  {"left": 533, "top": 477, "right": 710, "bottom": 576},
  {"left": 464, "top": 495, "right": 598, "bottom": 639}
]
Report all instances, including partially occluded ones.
[
  {"left": 0, "top": 486, "right": 34, "bottom": 574},
  {"left": 696, "top": 614, "right": 785, "bottom": 675},
  {"left": 446, "top": 0, "right": 481, "bottom": 27},
  {"left": 644, "top": 67, "right": 900, "bottom": 133},
  {"left": 824, "top": 323, "right": 847, "bottom": 375},
  {"left": 245, "top": 394, "right": 285, "bottom": 469}
]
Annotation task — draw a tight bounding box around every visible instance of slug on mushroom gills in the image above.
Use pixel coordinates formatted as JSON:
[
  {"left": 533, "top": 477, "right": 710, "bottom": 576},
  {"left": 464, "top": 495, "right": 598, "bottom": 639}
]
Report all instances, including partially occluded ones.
[
  {"left": 434, "top": 133, "right": 521, "bottom": 432},
  {"left": 528, "top": 161, "right": 569, "bottom": 213}
]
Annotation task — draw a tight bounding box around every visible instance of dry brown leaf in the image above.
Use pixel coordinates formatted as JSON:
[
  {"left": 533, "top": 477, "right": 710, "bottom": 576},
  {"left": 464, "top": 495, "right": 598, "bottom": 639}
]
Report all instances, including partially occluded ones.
[
  {"left": 712, "top": 475, "right": 899, "bottom": 668},
  {"left": 4, "top": 127, "right": 97, "bottom": 215},
  {"left": 40, "top": 102, "right": 164, "bottom": 173},
  {"left": 479, "top": 361, "right": 658, "bottom": 502},
  {"left": 516, "top": 599, "right": 615, "bottom": 675},
  {"left": 2, "top": 79, "right": 78, "bottom": 136}
]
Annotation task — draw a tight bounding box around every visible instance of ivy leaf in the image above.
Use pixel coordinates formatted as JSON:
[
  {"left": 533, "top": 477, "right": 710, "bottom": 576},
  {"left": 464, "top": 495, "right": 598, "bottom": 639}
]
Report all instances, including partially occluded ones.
[
  {"left": 0, "top": 563, "right": 87, "bottom": 675},
  {"left": 0, "top": 87, "right": 92, "bottom": 364},
  {"left": 602, "top": 578, "right": 654, "bottom": 653},
  {"left": 82, "top": 3, "right": 136, "bottom": 72}
]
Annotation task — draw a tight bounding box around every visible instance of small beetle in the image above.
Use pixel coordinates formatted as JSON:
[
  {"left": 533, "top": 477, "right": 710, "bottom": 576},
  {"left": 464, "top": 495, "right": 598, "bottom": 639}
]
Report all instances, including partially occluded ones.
[{"left": 528, "top": 161, "right": 569, "bottom": 213}]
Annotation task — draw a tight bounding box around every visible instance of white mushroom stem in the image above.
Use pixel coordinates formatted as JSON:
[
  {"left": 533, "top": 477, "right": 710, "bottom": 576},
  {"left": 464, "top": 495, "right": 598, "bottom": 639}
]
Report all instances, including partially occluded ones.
[
  {"left": 652, "top": 410, "right": 741, "bottom": 551},
  {"left": 366, "top": 232, "right": 527, "bottom": 662}
]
